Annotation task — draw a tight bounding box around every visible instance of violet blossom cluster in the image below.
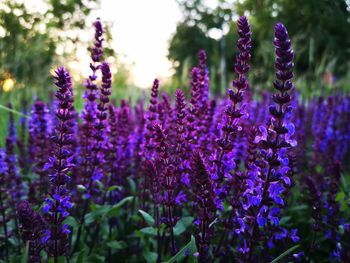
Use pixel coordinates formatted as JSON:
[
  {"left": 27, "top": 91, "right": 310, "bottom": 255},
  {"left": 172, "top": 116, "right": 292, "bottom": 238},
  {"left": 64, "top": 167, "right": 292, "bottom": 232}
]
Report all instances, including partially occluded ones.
[
  {"left": 236, "top": 23, "right": 298, "bottom": 261},
  {"left": 78, "top": 18, "right": 104, "bottom": 196},
  {"left": 42, "top": 67, "right": 75, "bottom": 258},
  {"left": 0, "top": 16, "right": 347, "bottom": 263},
  {"left": 28, "top": 101, "right": 52, "bottom": 201}
]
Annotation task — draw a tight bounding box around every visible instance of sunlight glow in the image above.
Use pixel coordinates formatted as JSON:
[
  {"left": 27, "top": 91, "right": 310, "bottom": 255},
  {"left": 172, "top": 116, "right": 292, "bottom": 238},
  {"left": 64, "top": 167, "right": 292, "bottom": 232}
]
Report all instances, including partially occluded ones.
[
  {"left": 21, "top": 0, "right": 183, "bottom": 89},
  {"left": 2, "top": 78, "right": 15, "bottom": 92},
  {"left": 95, "top": 0, "right": 182, "bottom": 88}
]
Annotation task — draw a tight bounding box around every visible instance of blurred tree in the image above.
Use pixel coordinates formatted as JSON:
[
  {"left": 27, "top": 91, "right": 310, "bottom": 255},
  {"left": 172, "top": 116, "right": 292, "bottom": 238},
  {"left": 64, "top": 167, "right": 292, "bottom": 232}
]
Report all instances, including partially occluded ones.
[
  {"left": 168, "top": 23, "right": 215, "bottom": 79},
  {"left": 169, "top": 0, "right": 350, "bottom": 97},
  {"left": 168, "top": 0, "right": 236, "bottom": 95},
  {"left": 0, "top": 0, "right": 101, "bottom": 102},
  {"left": 236, "top": 0, "right": 350, "bottom": 91}
]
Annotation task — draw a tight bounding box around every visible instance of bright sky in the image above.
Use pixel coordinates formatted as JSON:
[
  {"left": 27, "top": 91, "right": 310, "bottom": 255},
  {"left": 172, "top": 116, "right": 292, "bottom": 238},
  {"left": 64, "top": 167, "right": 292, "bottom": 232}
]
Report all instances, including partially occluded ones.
[
  {"left": 94, "top": 0, "right": 183, "bottom": 88},
  {"left": 21, "top": 0, "right": 227, "bottom": 89}
]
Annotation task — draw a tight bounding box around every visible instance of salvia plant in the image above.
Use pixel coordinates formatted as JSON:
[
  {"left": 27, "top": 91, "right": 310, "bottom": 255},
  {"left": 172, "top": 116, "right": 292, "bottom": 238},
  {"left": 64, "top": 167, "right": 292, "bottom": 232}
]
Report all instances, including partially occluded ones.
[{"left": 0, "top": 16, "right": 348, "bottom": 263}]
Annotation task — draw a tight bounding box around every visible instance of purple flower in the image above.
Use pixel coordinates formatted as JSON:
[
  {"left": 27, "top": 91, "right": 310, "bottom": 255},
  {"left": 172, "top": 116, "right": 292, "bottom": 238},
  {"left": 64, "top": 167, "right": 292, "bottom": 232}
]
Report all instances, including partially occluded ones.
[
  {"left": 28, "top": 101, "right": 52, "bottom": 201},
  {"left": 5, "top": 105, "right": 22, "bottom": 204},
  {"left": 198, "top": 50, "right": 210, "bottom": 102},
  {"left": 274, "top": 228, "right": 288, "bottom": 240},
  {"left": 17, "top": 201, "right": 47, "bottom": 262},
  {"left": 214, "top": 16, "right": 252, "bottom": 187},
  {"left": 235, "top": 217, "right": 246, "bottom": 234},
  {"left": 78, "top": 19, "right": 105, "bottom": 192},
  {"left": 175, "top": 191, "right": 186, "bottom": 205},
  {"left": 41, "top": 230, "right": 51, "bottom": 244},
  {"left": 268, "top": 207, "right": 280, "bottom": 225},
  {"left": 268, "top": 183, "right": 285, "bottom": 205},
  {"left": 239, "top": 239, "right": 250, "bottom": 255},
  {"left": 91, "top": 18, "right": 104, "bottom": 63},
  {"left": 0, "top": 149, "right": 11, "bottom": 259},
  {"left": 43, "top": 67, "right": 75, "bottom": 258},
  {"left": 187, "top": 67, "right": 201, "bottom": 148},
  {"left": 253, "top": 126, "right": 267, "bottom": 143},
  {"left": 83, "top": 62, "right": 112, "bottom": 201},
  {"left": 141, "top": 79, "right": 160, "bottom": 159},
  {"left": 234, "top": 22, "right": 297, "bottom": 261},
  {"left": 190, "top": 151, "right": 217, "bottom": 261},
  {"left": 290, "top": 228, "right": 300, "bottom": 243}
]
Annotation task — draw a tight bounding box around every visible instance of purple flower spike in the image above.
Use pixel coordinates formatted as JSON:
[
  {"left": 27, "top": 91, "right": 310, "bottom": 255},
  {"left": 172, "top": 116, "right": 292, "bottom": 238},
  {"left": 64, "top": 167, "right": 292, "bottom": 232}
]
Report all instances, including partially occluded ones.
[
  {"left": 17, "top": 201, "right": 46, "bottom": 263},
  {"left": 174, "top": 89, "right": 188, "bottom": 185},
  {"left": 43, "top": 67, "right": 75, "bottom": 258},
  {"left": 187, "top": 67, "right": 201, "bottom": 148},
  {"left": 214, "top": 16, "right": 252, "bottom": 185},
  {"left": 141, "top": 79, "right": 160, "bottom": 159},
  {"left": 190, "top": 151, "right": 217, "bottom": 262},
  {"left": 79, "top": 18, "right": 105, "bottom": 189},
  {"left": 87, "top": 61, "right": 112, "bottom": 199},
  {"left": 5, "top": 105, "right": 22, "bottom": 204},
  {"left": 29, "top": 101, "right": 52, "bottom": 201},
  {"left": 100, "top": 62, "right": 112, "bottom": 105},
  {"left": 139, "top": 79, "right": 160, "bottom": 210},
  {"left": 198, "top": 49, "right": 210, "bottom": 102},
  {"left": 241, "top": 22, "right": 296, "bottom": 259},
  {"left": 152, "top": 123, "right": 178, "bottom": 253},
  {"left": 0, "top": 148, "right": 10, "bottom": 259},
  {"left": 235, "top": 16, "right": 252, "bottom": 77},
  {"left": 91, "top": 18, "right": 104, "bottom": 63}
]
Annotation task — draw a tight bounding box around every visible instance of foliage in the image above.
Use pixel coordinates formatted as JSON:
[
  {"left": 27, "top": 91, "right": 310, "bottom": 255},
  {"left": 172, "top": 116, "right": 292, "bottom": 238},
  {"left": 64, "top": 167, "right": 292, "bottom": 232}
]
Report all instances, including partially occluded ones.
[
  {"left": 0, "top": 0, "right": 99, "bottom": 91},
  {"left": 236, "top": 0, "right": 350, "bottom": 94},
  {"left": 169, "top": 0, "right": 350, "bottom": 98}
]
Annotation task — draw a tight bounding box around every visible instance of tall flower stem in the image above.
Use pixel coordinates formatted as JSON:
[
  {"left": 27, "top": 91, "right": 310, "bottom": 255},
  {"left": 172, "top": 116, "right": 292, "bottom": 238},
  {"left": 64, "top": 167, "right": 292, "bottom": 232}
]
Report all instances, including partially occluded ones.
[
  {"left": 0, "top": 194, "right": 9, "bottom": 260},
  {"left": 215, "top": 16, "right": 251, "bottom": 184},
  {"left": 43, "top": 67, "right": 75, "bottom": 261},
  {"left": 73, "top": 19, "right": 104, "bottom": 254},
  {"left": 246, "top": 22, "right": 296, "bottom": 260},
  {"left": 191, "top": 152, "right": 216, "bottom": 262},
  {"left": 155, "top": 204, "right": 161, "bottom": 263},
  {"left": 0, "top": 150, "right": 9, "bottom": 261},
  {"left": 85, "top": 61, "right": 112, "bottom": 254},
  {"left": 152, "top": 124, "right": 177, "bottom": 254}
]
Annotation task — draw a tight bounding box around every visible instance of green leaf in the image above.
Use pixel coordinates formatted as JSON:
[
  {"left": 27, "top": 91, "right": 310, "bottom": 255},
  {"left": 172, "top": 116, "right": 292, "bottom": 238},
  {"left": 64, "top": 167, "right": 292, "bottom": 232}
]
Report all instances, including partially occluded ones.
[
  {"left": 143, "top": 251, "right": 158, "bottom": 263},
  {"left": 315, "top": 164, "right": 323, "bottom": 174},
  {"left": 106, "top": 196, "right": 134, "bottom": 217},
  {"left": 139, "top": 209, "right": 155, "bottom": 226},
  {"left": 107, "top": 185, "right": 122, "bottom": 192},
  {"left": 63, "top": 216, "right": 79, "bottom": 228},
  {"left": 86, "top": 254, "right": 105, "bottom": 263},
  {"left": 0, "top": 104, "right": 29, "bottom": 118},
  {"left": 48, "top": 257, "right": 65, "bottom": 263},
  {"left": 140, "top": 227, "right": 157, "bottom": 236},
  {"left": 279, "top": 216, "right": 291, "bottom": 225},
  {"left": 174, "top": 216, "right": 193, "bottom": 236},
  {"left": 84, "top": 197, "right": 134, "bottom": 224},
  {"left": 289, "top": 204, "right": 308, "bottom": 212},
  {"left": 128, "top": 178, "right": 137, "bottom": 193},
  {"left": 165, "top": 235, "right": 197, "bottom": 263},
  {"left": 106, "top": 240, "right": 127, "bottom": 250},
  {"left": 84, "top": 205, "right": 111, "bottom": 225},
  {"left": 74, "top": 249, "right": 86, "bottom": 263},
  {"left": 21, "top": 241, "right": 29, "bottom": 263},
  {"left": 335, "top": 192, "right": 345, "bottom": 202},
  {"left": 270, "top": 244, "right": 300, "bottom": 263}
]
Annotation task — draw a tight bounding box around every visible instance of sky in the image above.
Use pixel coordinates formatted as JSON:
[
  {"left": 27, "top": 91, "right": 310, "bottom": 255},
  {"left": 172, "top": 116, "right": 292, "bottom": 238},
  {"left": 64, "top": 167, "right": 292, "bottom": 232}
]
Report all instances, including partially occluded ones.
[
  {"left": 93, "top": 0, "right": 224, "bottom": 88},
  {"left": 22, "top": 0, "right": 225, "bottom": 89},
  {"left": 91, "top": 0, "right": 183, "bottom": 88}
]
